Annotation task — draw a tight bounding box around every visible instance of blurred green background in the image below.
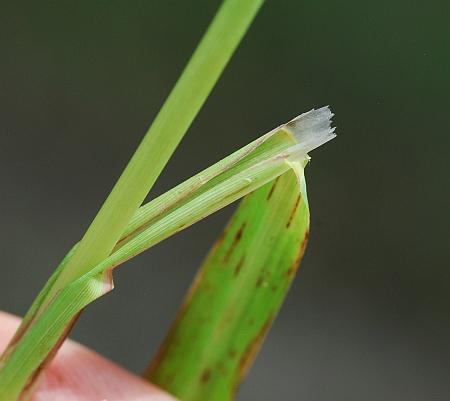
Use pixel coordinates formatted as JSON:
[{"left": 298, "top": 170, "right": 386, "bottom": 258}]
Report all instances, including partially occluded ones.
[{"left": 1, "top": 1, "right": 449, "bottom": 400}]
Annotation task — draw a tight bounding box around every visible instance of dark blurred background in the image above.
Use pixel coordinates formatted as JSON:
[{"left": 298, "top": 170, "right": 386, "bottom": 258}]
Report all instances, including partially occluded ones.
[{"left": 1, "top": 1, "right": 449, "bottom": 400}]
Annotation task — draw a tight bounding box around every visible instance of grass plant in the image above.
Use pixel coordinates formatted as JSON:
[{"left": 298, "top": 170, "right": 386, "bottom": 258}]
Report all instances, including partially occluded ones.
[{"left": 0, "top": 1, "right": 335, "bottom": 400}]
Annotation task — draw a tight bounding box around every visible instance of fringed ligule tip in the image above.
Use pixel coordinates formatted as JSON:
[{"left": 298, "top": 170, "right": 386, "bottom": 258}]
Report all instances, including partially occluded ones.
[{"left": 284, "top": 106, "right": 336, "bottom": 154}]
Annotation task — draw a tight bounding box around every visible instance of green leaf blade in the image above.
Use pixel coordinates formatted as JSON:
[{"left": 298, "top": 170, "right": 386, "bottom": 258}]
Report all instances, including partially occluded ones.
[{"left": 146, "top": 167, "right": 310, "bottom": 401}]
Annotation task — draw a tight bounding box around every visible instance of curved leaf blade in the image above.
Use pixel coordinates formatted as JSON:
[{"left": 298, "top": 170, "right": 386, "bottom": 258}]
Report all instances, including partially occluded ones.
[{"left": 146, "top": 166, "right": 310, "bottom": 401}]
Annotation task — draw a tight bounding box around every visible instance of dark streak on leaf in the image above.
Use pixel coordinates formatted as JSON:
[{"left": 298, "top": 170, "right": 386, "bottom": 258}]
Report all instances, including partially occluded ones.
[
  {"left": 20, "top": 313, "right": 81, "bottom": 397},
  {"left": 224, "top": 222, "right": 246, "bottom": 263},
  {"left": 266, "top": 176, "right": 280, "bottom": 200},
  {"left": 232, "top": 314, "right": 275, "bottom": 396},
  {"left": 286, "top": 229, "right": 310, "bottom": 278},
  {"left": 286, "top": 195, "right": 301, "bottom": 228},
  {"left": 234, "top": 255, "right": 246, "bottom": 276},
  {"left": 200, "top": 368, "right": 212, "bottom": 384},
  {"left": 255, "top": 276, "right": 264, "bottom": 288},
  {"left": 300, "top": 229, "right": 309, "bottom": 254},
  {"left": 256, "top": 268, "right": 272, "bottom": 288},
  {"left": 285, "top": 264, "right": 296, "bottom": 278}
]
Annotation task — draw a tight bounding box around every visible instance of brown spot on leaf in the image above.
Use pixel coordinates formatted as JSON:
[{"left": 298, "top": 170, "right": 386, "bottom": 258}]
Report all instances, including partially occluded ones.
[
  {"left": 255, "top": 276, "right": 264, "bottom": 288},
  {"left": 266, "top": 177, "right": 280, "bottom": 200},
  {"left": 235, "top": 223, "right": 245, "bottom": 241},
  {"left": 200, "top": 368, "right": 212, "bottom": 383},
  {"left": 202, "top": 280, "right": 214, "bottom": 292},
  {"left": 228, "top": 349, "right": 237, "bottom": 359},
  {"left": 224, "top": 222, "right": 246, "bottom": 262},
  {"left": 256, "top": 269, "right": 272, "bottom": 288},
  {"left": 300, "top": 229, "right": 310, "bottom": 253},
  {"left": 234, "top": 255, "right": 246, "bottom": 276},
  {"left": 295, "top": 228, "right": 310, "bottom": 266},
  {"left": 286, "top": 229, "right": 310, "bottom": 278},
  {"left": 286, "top": 265, "right": 296, "bottom": 278},
  {"left": 233, "top": 315, "right": 275, "bottom": 396},
  {"left": 286, "top": 194, "right": 302, "bottom": 228}
]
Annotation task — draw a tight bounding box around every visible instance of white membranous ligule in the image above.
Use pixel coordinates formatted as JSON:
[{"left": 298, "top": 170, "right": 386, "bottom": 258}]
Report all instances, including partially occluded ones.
[{"left": 285, "top": 106, "right": 336, "bottom": 155}]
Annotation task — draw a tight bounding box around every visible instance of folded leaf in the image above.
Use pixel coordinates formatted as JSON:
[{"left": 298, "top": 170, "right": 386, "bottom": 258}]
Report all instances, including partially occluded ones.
[{"left": 146, "top": 160, "right": 309, "bottom": 401}]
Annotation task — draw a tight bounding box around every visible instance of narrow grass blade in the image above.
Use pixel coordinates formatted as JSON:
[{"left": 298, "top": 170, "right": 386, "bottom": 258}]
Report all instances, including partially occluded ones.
[
  {"left": 146, "top": 166, "right": 310, "bottom": 401},
  {"left": 50, "top": 0, "right": 266, "bottom": 298}
]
